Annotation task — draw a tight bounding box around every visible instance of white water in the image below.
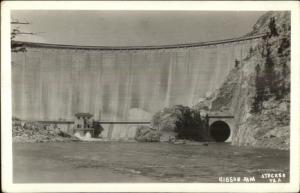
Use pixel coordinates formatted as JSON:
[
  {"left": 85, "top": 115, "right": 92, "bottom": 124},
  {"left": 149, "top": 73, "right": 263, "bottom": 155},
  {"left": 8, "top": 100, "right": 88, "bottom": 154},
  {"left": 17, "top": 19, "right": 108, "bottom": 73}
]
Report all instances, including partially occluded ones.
[
  {"left": 74, "top": 131, "right": 105, "bottom": 141},
  {"left": 12, "top": 40, "right": 258, "bottom": 139}
]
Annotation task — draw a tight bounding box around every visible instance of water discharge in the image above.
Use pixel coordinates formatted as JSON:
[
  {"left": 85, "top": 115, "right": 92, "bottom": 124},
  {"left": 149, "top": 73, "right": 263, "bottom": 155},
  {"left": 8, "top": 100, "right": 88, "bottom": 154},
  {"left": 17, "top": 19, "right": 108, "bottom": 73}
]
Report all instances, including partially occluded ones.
[{"left": 74, "top": 131, "right": 105, "bottom": 141}]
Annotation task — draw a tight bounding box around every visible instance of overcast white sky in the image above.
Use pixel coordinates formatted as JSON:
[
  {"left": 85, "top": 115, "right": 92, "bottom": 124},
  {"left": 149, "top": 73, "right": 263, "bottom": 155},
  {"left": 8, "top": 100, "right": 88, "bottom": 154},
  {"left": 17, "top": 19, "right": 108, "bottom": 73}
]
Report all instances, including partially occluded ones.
[{"left": 11, "top": 11, "right": 266, "bottom": 46}]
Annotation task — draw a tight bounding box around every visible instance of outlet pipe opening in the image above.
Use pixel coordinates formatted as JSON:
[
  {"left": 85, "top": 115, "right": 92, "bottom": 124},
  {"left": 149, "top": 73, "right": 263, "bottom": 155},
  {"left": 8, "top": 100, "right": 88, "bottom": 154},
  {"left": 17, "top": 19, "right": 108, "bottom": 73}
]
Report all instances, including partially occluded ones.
[{"left": 209, "top": 121, "right": 231, "bottom": 142}]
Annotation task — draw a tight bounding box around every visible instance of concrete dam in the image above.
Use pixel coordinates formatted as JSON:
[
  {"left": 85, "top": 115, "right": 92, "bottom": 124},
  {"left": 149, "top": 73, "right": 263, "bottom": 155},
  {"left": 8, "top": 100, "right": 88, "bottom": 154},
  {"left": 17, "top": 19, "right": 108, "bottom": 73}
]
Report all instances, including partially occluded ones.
[{"left": 11, "top": 35, "right": 261, "bottom": 140}]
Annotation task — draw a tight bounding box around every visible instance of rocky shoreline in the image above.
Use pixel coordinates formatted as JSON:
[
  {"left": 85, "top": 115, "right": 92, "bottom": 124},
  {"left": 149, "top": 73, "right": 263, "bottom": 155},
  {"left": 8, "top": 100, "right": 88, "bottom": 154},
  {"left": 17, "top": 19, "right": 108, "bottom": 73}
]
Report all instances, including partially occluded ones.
[{"left": 13, "top": 119, "right": 79, "bottom": 143}]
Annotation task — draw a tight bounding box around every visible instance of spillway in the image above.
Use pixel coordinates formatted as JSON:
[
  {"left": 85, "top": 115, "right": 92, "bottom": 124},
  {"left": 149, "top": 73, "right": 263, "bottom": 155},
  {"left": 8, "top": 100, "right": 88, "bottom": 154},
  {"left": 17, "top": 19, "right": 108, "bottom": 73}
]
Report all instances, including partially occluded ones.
[{"left": 12, "top": 38, "right": 259, "bottom": 138}]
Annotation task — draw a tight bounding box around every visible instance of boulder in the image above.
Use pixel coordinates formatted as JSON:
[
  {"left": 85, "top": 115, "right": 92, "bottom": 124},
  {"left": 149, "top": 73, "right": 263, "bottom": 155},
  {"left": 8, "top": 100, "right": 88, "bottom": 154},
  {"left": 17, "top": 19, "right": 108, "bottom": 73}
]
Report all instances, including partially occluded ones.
[{"left": 135, "top": 125, "right": 160, "bottom": 142}]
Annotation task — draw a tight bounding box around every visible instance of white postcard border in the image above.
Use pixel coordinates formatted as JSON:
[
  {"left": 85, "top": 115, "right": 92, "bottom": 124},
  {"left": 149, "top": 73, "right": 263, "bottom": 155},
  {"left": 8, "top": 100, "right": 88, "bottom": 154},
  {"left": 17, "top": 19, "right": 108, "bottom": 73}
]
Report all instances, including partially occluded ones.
[{"left": 1, "top": 1, "right": 299, "bottom": 192}]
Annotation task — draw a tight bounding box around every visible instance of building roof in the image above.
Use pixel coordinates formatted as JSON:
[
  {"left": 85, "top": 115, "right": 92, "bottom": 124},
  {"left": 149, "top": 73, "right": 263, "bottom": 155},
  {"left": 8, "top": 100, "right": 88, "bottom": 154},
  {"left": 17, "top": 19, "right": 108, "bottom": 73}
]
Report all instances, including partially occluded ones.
[{"left": 74, "top": 113, "right": 93, "bottom": 118}]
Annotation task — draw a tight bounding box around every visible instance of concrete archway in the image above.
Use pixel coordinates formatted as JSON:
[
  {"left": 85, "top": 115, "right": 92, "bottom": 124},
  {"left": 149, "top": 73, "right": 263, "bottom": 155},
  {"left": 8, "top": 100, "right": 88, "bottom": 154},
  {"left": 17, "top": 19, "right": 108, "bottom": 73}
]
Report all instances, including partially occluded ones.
[{"left": 209, "top": 121, "right": 231, "bottom": 142}]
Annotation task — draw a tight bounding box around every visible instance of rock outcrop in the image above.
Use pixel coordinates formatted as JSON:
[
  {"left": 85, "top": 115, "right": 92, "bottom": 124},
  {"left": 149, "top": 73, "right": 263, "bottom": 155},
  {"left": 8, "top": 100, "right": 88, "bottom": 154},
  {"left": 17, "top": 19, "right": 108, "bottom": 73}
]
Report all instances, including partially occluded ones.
[
  {"left": 198, "top": 11, "right": 290, "bottom": 150},
  {"left": 151, "top": 105, "right": 210, "bottom": 142},
  {"left": 135, "top": 125, "right": 160, "bottom": 142}
]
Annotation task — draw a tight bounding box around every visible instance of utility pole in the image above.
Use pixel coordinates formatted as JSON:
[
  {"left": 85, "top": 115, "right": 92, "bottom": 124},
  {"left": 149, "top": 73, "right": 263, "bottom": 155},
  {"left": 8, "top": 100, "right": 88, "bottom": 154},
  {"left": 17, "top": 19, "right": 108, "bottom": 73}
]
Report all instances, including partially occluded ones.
[
  {"left": 11, "top": 20, "right": 43, "bottom": 40},
  {"left": 11, "top": 19, "right": 44, "bottom": 53},
  {"left": 11, "top": 20, "right": 31, "bottom": 40}
]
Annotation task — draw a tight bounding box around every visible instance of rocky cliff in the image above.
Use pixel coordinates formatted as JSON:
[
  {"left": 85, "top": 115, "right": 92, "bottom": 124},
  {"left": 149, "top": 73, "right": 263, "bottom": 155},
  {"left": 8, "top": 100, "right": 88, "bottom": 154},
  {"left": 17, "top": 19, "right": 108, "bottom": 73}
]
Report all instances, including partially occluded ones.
[{"left": 201, "top": 11, "right": 290, "bottom": 150}]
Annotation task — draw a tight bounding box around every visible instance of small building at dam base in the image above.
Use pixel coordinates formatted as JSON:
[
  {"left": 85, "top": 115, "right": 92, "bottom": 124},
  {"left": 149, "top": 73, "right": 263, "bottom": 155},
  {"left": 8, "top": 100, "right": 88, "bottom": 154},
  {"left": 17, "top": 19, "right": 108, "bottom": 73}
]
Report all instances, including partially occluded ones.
[{"left": 73, "top": 113, "right": 95, "bottom": 137}]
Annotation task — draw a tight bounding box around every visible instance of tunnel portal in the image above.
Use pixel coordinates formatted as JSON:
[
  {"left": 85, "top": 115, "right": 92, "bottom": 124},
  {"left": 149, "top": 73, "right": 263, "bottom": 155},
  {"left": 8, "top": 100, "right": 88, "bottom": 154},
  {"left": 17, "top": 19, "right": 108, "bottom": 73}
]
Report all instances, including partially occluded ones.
[{"left": 209, "top": 121, "right": 231, "bottom": 142}]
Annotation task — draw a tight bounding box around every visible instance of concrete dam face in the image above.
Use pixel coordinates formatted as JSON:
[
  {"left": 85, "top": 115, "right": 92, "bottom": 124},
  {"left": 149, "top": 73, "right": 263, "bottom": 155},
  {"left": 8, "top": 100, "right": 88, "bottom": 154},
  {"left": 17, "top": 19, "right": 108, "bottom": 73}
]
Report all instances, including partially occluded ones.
[{"left": 12, "top": 40, "right": 258, "bottom": 139}]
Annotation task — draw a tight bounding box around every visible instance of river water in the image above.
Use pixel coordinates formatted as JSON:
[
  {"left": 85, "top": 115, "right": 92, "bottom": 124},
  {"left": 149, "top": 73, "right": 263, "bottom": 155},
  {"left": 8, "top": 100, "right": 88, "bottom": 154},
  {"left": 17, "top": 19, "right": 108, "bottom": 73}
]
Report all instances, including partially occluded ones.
[{"left": 13, "top": 142, "right": 289, "bottom": 183}]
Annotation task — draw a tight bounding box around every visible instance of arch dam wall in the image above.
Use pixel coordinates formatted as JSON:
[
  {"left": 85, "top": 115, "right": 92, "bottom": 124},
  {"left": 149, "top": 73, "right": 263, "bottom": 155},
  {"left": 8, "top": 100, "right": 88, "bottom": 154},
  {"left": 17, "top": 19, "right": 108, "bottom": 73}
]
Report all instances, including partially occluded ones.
[{"left": 11, "top": 36, "right": 262, "bottom": 139}]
